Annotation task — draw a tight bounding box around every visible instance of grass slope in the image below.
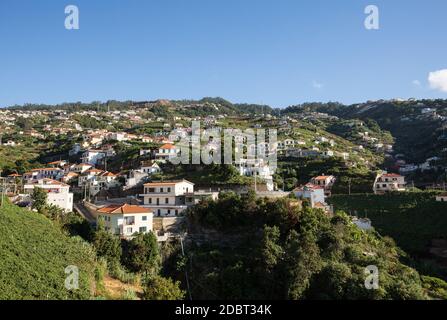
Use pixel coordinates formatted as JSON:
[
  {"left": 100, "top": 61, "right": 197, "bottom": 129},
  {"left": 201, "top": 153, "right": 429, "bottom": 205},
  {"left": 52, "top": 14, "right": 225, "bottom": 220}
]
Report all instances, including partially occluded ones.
[{"left": 0, "top": 202, "right": 97, "bottom": 300}]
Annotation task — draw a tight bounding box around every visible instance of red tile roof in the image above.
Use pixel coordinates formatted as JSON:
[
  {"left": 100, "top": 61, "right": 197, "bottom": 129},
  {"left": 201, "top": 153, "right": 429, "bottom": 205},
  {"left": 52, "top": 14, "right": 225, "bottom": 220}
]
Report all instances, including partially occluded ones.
[
  {"left": 160, "top": 143, "right": 176, "bottom": 149},
  {"left": 98, "top": 204, "right": 152, "bottom": 214},
  {"left": 381, "top": 173, "right": 403, "bottom": 178}
]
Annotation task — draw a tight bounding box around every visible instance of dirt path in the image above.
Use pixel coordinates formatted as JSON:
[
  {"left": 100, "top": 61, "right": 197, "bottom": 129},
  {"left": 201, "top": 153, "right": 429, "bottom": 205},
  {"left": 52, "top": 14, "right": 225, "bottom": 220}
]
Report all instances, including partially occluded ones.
[{"left": 103, "top": 276, "right": 143, "bottom": 300}]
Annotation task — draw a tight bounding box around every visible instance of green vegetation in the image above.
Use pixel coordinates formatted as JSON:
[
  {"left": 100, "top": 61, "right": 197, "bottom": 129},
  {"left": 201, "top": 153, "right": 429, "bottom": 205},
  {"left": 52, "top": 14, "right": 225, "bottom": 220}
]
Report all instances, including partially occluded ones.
[
  {"left": 276, "top": 158, "right": 375, "bottom": 193},
  {"left": 142, "top": 275, "right": 185, "bottom": 300},
  {"left": 329, "top": 192, "right": 447, "bottom": 254},
  {"left": 162, "top": 193, "right": 445, "bottom": 299},
  {"left": 0, "top": 201, "right": 98, "bottom": 299}
]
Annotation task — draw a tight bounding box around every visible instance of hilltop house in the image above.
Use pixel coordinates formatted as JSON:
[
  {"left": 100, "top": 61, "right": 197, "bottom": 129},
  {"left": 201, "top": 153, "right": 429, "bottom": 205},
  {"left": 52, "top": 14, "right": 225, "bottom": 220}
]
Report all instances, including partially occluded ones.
[
  {"left": 97, "top": 204, "right": 153, "bottom": 239},
  {"left": 373, "top": 173, "right": 406, "bottom": 194},
  {"left": 24, "top": 178, "right": 73, "bottom": 212}
]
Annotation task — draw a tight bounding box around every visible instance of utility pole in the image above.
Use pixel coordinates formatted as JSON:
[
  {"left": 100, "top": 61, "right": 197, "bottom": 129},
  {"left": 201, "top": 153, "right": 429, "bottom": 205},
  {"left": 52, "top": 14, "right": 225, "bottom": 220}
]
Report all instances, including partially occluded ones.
[
  {"left": 1, "top": 178, "right": 6, "bottom": 208},
  {"left": 254, "top": 163, "right": 257, "bottom": 193},
  {"left": 179, "top": 234, "right": 192, "bottom": 301}
]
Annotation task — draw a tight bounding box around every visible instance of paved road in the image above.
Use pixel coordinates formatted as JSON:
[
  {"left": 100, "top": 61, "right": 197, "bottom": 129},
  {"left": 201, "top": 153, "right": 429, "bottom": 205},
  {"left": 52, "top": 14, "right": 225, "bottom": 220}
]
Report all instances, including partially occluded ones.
[{"left": 73, "top": 202, "right": 96, "bottom": 224}]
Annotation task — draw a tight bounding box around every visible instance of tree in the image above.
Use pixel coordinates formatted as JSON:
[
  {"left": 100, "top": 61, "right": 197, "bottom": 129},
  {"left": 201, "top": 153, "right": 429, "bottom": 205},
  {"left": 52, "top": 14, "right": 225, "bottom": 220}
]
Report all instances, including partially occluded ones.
[
  {"left": 142, "top": 275, "right": 185, "bottom": 300},
  {"left": 93, "top": 218, "right": 122, "bottom": 266},
  {"left": 125, "top": 232, "right": 160, "bottom": 277},
  {"left": 31, "top": 187, "right": 47, "bottom": 213}
]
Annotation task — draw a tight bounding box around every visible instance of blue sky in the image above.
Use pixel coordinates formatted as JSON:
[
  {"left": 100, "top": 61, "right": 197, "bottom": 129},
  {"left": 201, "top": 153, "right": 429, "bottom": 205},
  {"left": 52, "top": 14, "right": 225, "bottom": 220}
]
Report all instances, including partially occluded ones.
[{"left": 1, "top": 0, "right": 447, "bottom": 108}]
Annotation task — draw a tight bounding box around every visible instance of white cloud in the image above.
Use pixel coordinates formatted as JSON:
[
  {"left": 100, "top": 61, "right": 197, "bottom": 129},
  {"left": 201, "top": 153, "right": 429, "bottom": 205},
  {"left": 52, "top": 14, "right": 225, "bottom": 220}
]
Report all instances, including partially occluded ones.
[
  {"left": 428, "top": 69, "right": 447, "bottom": 92},
  {"left": 312, "top": 80, "right": 323, "bottom": 89},
  {"left": 412, "top": 80, "right": 421, "bottom": 86}
]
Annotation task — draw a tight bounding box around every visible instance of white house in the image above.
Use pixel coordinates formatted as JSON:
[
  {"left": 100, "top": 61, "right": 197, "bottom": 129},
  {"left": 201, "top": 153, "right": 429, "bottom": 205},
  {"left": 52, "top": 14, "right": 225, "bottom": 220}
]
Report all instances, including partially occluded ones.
[
  {"left": 70, "top": 163, "right": 93, "bottom": 174},
  {"left": 23, "top": 168, "right": 64, "bottom": 183},
  {"left": 126, "top": 161, "right": 161, "bottom": 189},
  {"left": 373, "top": 173, "right": 406, "bottom": 194},
  {"left": 352, "top": 217, "right": 373, "bottom": 231},
  {"left": 140, "top": 161, "right": 161, "bottom": 174},
  {"left": 310, "top": 175, "right": 336, "bottom": 196},
  {"left": 87, "top": 171, "right": 120, "bottom": 197},
  {"left": 293, "top": 183, "right": 326, "bottom": 208},
  {"left": 436, "top": 193, "right": 447, "bottom": 202},
  {"left": 141, "top": 180, "right": 195, "bottom": 217},
  {"left": 24, "top": 178, "right": 73, "bottom": 212},
  {"left": 154, "top": 143, "right": 179, "bottom": 162},
  {"left": 97, "top": 204, "right": 153, "bottom": 239},
  {"left": 81, "top": 150, "right": 107, "bottom": 166},
  {"left": 235, "top": 158, "right": 275, "bottom": 191}
]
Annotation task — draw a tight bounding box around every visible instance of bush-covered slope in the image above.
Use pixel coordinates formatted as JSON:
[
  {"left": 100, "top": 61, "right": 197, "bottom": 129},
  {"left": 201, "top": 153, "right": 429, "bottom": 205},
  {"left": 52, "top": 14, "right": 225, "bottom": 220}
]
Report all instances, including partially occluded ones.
[
  {"left": 329, "top": 192, "right": 447, "bottom": 255},
  {"left": 164, "top": 193, "right": 446, "bottom": 299},
  {"left": 0, "top": 202, "right": 97, "bottom": 300}
]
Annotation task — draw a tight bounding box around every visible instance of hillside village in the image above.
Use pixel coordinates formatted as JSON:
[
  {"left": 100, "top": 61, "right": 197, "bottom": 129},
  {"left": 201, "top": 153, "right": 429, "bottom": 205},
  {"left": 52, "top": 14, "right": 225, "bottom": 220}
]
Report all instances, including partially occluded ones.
[
  {"left": 1, "top": 98, "right": 447, "bottom": 233},
  {"left": 1, "top": 97, "right": 447, "bottom": 299}
]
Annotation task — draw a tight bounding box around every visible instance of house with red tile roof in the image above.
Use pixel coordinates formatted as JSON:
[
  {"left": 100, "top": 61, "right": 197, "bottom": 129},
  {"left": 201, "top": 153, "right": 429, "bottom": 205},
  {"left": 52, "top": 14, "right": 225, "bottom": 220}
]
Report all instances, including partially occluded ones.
[
  {"left": 96, "top": 204, "right": 153, "bottom": 239},
  {"left": 154, "top": 143, "right": 179, "bottom": 162},
  {"left": 310, "top": 175, "right": 336, "bottom": 196},
  {"left": 373, "top": 172, "right": 406, "bottom": 194}
]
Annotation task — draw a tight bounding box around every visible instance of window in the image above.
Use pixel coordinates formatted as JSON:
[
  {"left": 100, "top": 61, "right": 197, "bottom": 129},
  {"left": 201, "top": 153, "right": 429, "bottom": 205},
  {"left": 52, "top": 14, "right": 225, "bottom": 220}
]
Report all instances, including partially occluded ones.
[
  {"left": 175, "top": 210, "right": 178, "bottom": 216},
  {"left": 142, "top": 216, "right": 147, "bottom": 221},
  {"left": 149, "top": 188, "right": 155, "bottom": 192},
  {"left": 167, "top": 209, "right": 171, "bottom": 215},
  {"left": 165, "top": 198, "right": 169, "bottom": 204},
  {"left": 160, "top": 187, "right": 164, "bottom": 192},
  {"left": 139, "top": 227, "right": 147, "bottom": 233},
  {"left": 148, "top": 198, "right": 152, "bottom": 204},
  {"left": 157, "top": 209, "right": 161, "bottom": 217},
  {"left": 126, "top": 227, "right": 133, "bottom": 234},
  {"left": 167, "top": 187, "right": 171, "bottom": 192}
]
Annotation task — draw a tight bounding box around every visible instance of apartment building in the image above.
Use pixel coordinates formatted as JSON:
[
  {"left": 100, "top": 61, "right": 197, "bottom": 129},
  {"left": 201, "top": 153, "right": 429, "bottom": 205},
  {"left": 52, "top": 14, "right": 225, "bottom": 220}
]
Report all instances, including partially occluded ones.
[
  {"left": 141, "top": 180, "right": 195, "bottom": 217},
  {"left": 23, "top": 168, "right": 64, "bottom": 183},
  {"left": 24, "top": 178, "right": 73, "bottom": 212}
]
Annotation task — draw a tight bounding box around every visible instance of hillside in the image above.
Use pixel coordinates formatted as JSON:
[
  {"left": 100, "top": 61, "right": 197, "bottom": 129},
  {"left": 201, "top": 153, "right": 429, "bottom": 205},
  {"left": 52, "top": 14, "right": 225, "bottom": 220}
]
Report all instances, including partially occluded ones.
[
  {"left": 329, "top": 193, "right": 447, "bottom": 255},
  {"left": 164, "top": 193, "right": 447, "bottom": 300},
  {"left": 284, "top": 100, "right": 447, "bottom": 164},
  {"left": 0, "top": 201, "right": 98, "bottom": 300}
]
